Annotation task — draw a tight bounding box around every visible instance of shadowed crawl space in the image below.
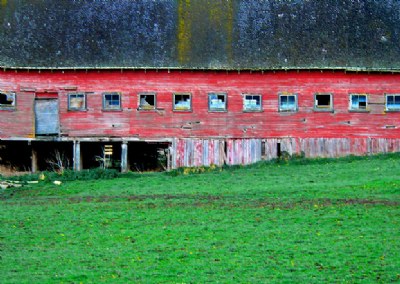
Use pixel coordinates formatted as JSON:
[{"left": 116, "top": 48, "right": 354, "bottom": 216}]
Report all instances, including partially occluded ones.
[{"left": 0, "top": 141, "right": 168, "bottom": 172}]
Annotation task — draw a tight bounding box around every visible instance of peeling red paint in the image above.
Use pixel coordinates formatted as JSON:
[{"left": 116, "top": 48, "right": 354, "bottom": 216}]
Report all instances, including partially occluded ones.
[
  {"left": 0, "top": 69, "right": 399, "bottom": 140},
  {"left": 1, "top": 69, "right": 400, "bottom": 167}
]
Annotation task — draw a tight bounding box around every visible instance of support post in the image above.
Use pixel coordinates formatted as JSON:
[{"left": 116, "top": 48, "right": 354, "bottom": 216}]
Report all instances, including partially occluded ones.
[
  {"left": 167, "top": 146, "right": 171, "bottom": 171},
  {"left": 31, "top": 145, "right": 38, "bottom": 173},
  {"left": 121, "top": 141, "right": 128, "bottom": 173},
  {"left": 171, "top": 139, "right": 176, "bottom": 169},
  {"left": 73, "top": 141, "right": 82, "bottom": 171}
]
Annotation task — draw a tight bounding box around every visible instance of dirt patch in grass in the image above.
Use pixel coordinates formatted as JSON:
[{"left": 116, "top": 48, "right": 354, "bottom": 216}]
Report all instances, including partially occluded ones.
[
  {"left": 2, "top": 193, "right": 399, "bottom": 208},
  {"left": 341, "top": 198, "right": 399, "bottom": 206},
  {"left": 253, "top": 198, "right": 400, "bottom": 209}
]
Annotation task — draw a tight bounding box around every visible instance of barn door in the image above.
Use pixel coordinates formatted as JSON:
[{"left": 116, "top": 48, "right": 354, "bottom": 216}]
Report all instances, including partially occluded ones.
[{"left": 34, "top": 99, "right": 59, "bottom": 135}]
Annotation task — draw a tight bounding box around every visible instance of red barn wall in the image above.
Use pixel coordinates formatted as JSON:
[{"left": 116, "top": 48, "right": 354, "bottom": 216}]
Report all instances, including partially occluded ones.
[{"left": 1, "top": 69, "right": 400, "bottom": 140}]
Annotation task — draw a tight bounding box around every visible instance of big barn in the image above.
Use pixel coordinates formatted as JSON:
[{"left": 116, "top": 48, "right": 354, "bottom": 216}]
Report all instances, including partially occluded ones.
[{"left": 1, "top": 0, "right": 400, "bottom": 172}]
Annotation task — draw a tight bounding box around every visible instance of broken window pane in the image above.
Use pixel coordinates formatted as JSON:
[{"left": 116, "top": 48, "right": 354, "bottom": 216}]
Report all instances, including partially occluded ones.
[
  {"left": 173, "top": 93, "right": 191, "bottom": 111},
  {"left": 350, "top": 94, "right": 368, "bottom": 111},
  {"left": 314, "top": 93, "right": 333, "bottom": 111},
  {"left": 243, "top": 94, "right": 262, "bottom": 111},
  {"left": 279, "top": 94, "right": 297, "bottom": 112},
  {"left": 68, "top": 93, "right": 86, "bottom": 110},
  {"left": 386, "top": 94, "right": 400, "bottom": 111},
  {"left": 208, "top": 93, "right": 227, "bottom": 111},
  {"left": 139, "top": 93, "right": 156, "bottom": 110},
  {"left": 103, "top": 92, "right": 121, "bottom": 110},
  {"left": 0, "top": 92, "right": 16, "bottom": 108}
]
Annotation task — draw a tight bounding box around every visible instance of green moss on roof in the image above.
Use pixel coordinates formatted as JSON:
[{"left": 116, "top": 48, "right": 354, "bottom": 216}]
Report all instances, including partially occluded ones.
[{"left": 1, "top": 0, "right": 400, "bottom": 70}]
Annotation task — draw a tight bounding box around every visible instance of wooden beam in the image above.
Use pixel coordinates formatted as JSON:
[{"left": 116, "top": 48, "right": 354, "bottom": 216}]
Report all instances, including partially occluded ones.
[
  {"left": 31, "top": 146, "right": 38, "bottom": 173},
  {"left": 121, "top": 141, "right": 128, "bottom": 173},
  {"left": 73, "top": 141, "right": 82, "bottom": 171}
]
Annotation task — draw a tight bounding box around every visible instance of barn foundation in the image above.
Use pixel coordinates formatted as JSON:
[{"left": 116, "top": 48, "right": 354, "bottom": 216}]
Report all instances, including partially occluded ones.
[
  {"left": 170, "top": 137, "right": 400, "bottom": 168},
  {"left": 1, "top": 138, "right": 400, "bottom": 174}
]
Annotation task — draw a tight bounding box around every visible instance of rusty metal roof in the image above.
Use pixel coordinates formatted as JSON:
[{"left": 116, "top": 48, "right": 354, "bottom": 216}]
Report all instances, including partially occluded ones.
[{"left": 1, "top": 0, "right": 400, "bottom": 71}]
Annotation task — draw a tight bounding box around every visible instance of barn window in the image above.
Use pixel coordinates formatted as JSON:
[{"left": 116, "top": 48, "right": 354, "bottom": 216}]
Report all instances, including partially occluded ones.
[
  {"left": 385, "top": 94, "right": 400, "bottom": 111},
  {"left": 279, "top": 94, "right": 297, "bottom": 112},
  {"left": 173, "top": 93, "right": 191, "bottom": 111},
  {"left": 138, "top": 93, "right": 156, "bottom": 110},
  {"left": 103, "top": 92, "right": 121, "bottom": 110},
  {"left": 314, "top": 93, "right": 333, "bottom": 111},
  {"left": 208, "top": 93, "right": 227, "bottom": 112},
  {"left": 68, "top": 93, "right": 86, "bottom": 110},
  {"left": 243, "top": 94, "right": 262, "bottom": 111},
  {"left": 349, "top": 94, "right": 368, "bottom": 111},
  {"left": 0, "top": 92, "right": 16, "bottom": 109}
]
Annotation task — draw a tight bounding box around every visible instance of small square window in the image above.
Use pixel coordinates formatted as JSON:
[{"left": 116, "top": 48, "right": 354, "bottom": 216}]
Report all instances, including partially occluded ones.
[
  {"left": 243, "top": 94, "right": 262, "bottom": 111},
  {"left": 279, "top": 94, "right": 298, "bottom": 112},
  {"left": 349, "top": 94, "right": 368, "bottom": 111},
  {"left": 103, "top": 92, "right": 121, "bottom": 110},
  {"left": 0, "top": 92, "right": 16, "bottom": 109},
  {"left": 386, "top": 94, "right": 400, "bottom": 111},
  {"left": 314, "top": 93, "right": 333, "bottom": 111},
  {"left": 138, "top": 93, "right": 156, "bottom": 110},
  {"left": 208, "top": 93, "right": 227, "bottom": 111},
  {"left": 173, "top": 93, "right": 191, "bottom": 111},
  {"left": 68, "top": 93, "right": 86, "bottom": 110}
]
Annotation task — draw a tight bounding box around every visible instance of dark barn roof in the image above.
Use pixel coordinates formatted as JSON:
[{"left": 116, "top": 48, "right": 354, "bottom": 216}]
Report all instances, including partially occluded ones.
[{"left": 1, "top": 0, "right": 400, "bottom": 71}]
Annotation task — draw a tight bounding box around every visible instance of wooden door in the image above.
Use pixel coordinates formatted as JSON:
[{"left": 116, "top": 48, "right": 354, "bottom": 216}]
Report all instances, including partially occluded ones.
[{"left": 34, "top": 99, "right": 59, "bottom": 135}]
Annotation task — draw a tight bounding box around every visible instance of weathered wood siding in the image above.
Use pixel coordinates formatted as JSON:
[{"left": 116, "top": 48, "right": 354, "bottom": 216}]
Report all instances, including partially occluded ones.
[
  {"left": 0, "top": 89, "right": 35, "bottom": 139},
  {"left": 1, "top": 69, "right": 400, "bottom": 140},
  {"left": 1, "top": 69, "right": 400, "bottom": 167},
  {"left": 172, "top": 137, "right": 400, "bottom": 167},
  {"left": 172, "top": 139, "right": 225, "bottom": 168},
  {"left": 263, "top": 138, "right": 400, "bottom": 160},
  {"left": 226, "top": 139, "right": 261, "bottom": 165}
]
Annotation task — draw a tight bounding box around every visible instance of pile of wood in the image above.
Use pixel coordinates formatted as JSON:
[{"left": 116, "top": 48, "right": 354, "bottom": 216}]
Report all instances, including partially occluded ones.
[
  {"left": 0, "top": 180, "right": 58, "bottom": 189},
  {"left": 0, "top": 180, "right": 24, "bottom": 189}
]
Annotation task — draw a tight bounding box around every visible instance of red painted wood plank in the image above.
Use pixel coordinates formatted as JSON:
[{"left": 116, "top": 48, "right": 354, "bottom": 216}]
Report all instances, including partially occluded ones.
[{"left": 1, "top": 69, "right": 400, "bottom": 140}]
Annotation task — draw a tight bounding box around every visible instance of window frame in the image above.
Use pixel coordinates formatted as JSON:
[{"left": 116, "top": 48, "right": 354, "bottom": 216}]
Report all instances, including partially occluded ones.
[
  {"left": 349, "top": 93, "right": 369, "bottom": 112},
  {"left": 208, "top": 92, "right": 227, "bottom": 112},
  {"left": 0, "top": 91, "right": 16, "bottom": 110},
  {"left": 243, "top": 94, "right": 262, "bottom": 112},
  {"left": 278, "top": 93, "right": 298, "bottom": 112},
  {"left": 138, "top": 92, "right": 156, "bottom": 110},
  {"left": 314, "top": 93, "right": 333, "bottom": 112},
  {"left": 173, "top": 93, "right": 192, "bottom": 112},
  {"left": 385, "top": 94, "right": 400, "bottom": 112},
  {"left": 68, "top": 93, "right": 87, "bottom": 111},
  {"left": 102, "top": 92, "right": 122, "bottom": 111}
]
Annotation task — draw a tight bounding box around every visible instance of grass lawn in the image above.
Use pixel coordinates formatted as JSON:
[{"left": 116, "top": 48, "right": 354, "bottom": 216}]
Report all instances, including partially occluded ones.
[{"left": 1, "top": 154, "right": 400, "bottom": 283}]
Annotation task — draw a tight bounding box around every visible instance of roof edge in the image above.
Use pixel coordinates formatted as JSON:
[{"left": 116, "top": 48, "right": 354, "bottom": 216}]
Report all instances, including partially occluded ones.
[{"left": 2, "top": 66, "right": 400, "bottom": 73}]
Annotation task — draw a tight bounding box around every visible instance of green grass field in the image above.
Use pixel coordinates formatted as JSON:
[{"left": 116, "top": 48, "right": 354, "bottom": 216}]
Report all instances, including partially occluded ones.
[{"left": 1, "top": 154, "right": 400, "bottom": 283}]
